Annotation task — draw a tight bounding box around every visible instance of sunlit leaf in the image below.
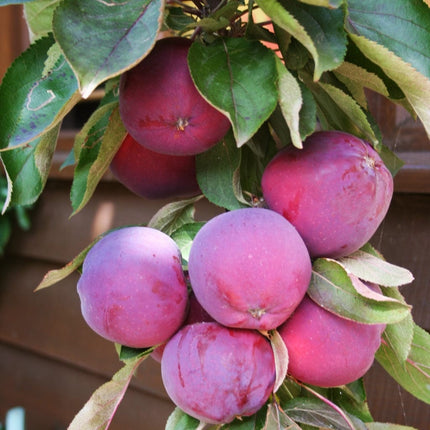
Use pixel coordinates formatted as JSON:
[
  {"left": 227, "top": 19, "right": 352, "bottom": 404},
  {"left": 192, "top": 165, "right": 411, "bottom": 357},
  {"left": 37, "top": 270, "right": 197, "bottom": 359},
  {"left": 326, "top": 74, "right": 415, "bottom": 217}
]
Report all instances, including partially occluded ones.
[
  {"left": 366, "top": 423, "right": 418, "bottom": 430},
  {"left": 70, "top": 106, "right": 126, "bottom": 215},
  {"left": 298, "top": 0, "right": 343, "bottom": 7},
  {"left": 24, "top": 0, "right": 61, "bottom": 41},
  {"left": 68, "top": 355, "right": 147, "bottom": 430},
  {"left": 257, "top": 0, "right": 347, "bottom": 80},
  {"left": 188, "top": 38, "right": 278, "bottom": 147},
  {"left": 53, "top": 0, "right": 165, "bottom": 98},
  {"left": 338, "top": 250, "right": 414, "bottom": 287},
  {"left": 147, "top": 195, "right": 203, "bottom": 236},
  {"left": 165, "top": 408, "right": 201, "bottom": 430},
  {"left": 309, "top": 258, "right": 411, "bottom": 324},
  {"left": 376, "top": 323, "right": 430, "bottom": 405},
  {"left": 171, "top": 222, "right": 204, "bottom": 268}
]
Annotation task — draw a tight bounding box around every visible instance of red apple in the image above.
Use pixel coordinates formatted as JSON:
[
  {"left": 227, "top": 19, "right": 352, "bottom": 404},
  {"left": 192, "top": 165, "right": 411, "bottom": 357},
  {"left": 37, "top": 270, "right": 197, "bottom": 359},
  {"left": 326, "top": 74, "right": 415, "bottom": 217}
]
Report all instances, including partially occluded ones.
[
  {"left": 119, "top": 37, "right": 231, "bottom": 156},
  {"left": 261, "top": 131, "right": 393, "bottom": 258},
  {"left": 110, "top": 133, "right": 200, "bottom": 199}
]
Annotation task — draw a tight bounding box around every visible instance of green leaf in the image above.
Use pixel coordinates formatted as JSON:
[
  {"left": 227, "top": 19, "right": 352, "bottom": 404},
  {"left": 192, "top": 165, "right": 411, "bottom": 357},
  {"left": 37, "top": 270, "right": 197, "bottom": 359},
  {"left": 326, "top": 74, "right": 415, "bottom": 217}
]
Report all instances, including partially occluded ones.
[
  {"left": 116, "top": 344, "right": 154, "bottom": 362},
  {"left": 283, "top": 397, "right": 364, "bottom": 430},
  {"left": 23, "top": 0, "right": 60, "bottom": 41},
  {"left": 165, "top": 7, "right": 196, "bottom": 31},
  {"left": 376, "top": 323, "right": 430, "bottom": 405},
  {"left": 297, "top": 82, "right": 317, "bottom": 140},
  {"left": 349, "top": 34, "right": 430, "bottom": 142},
  {"left": 346, "top": 0, "right": 430, "bottom": 80},
  {"left": 53, "top": 0, "right": 165, "bottom": 98},
  {"left": 266, "top": 329, "right": 289, "bottom": 393},
  {"left": 381, "top": 287, "right": 414, "bottom": 363},
  {"left": 0, "top": 216, "right": 12, "bottom": 255},
  {"left": 264, "top": 402, "right": 302, "bottom": 430},
  {"left": 70, "top": 106, "right": 126, "bottom": 215},
  {"left": 171, "top": 222, "right": 204, "bottom": 268},
  {"left": 0, "top": 35, "right": 80, "bottom": 149},
  {"left": 329, "top": 380, "right": 373, "bottom": 423},
  {"left": 308, "top": 258, "right": 411, "bottom": 325},
  {"left": 257, "top": 0, "right": 347, "bottom": 80},
  {"left": 68, "top": 355, "right": 147, "bottom": 430},
  {"left": 316, "top": 82, "right": 378, "bottom": 146},
  {"left": 366, "top": 423, "right": 418, "bottom": 430},
  {"left": 188, "top": 38, "right": 278, "bottom": 147},
  {"left": 1, "top": 125, "right": 60, "bottom": 212},
  {"left": 147, "top": 195, "right": 203, "bottom": 236},
  {"left": 276, "top": 58, "right": 303, "bottom": 149},
  {"left": 338, "top": 250, "right": 414, "bottom": 287},
  {"left": 165, "top": 408, "right": 201, "bottom": 430},
  {"left": 196, "top": 131, "right": 250, "bottom": 211}
]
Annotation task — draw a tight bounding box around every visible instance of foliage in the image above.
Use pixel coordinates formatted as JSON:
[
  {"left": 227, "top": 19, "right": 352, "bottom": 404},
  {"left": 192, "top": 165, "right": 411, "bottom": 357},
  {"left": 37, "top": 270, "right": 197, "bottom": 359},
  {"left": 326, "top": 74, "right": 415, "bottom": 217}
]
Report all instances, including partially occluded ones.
[{"left": 1, "top": 0, "right": 430, "bottom": 429}]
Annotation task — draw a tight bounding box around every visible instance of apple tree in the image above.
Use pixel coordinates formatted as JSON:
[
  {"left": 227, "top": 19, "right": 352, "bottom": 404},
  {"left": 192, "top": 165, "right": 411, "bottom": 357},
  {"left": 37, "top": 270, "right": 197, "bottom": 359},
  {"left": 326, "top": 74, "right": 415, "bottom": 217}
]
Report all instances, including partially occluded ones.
[{"left": 1, "top": 0, "right": 430, "bottom": 429}]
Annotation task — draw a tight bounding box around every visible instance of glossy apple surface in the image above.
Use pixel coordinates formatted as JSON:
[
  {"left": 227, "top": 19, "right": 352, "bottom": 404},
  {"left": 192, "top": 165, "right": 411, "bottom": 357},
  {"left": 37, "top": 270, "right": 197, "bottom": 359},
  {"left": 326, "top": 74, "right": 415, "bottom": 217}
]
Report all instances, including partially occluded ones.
[
  {"left": 261, "top": 131, "right": 393, "bottom": 258},
  {"left": 110, "top": 133, "right": 200, "bottom": 199},
  {"left": 119, "top": 37, "right": 231, "bottom": 156}
]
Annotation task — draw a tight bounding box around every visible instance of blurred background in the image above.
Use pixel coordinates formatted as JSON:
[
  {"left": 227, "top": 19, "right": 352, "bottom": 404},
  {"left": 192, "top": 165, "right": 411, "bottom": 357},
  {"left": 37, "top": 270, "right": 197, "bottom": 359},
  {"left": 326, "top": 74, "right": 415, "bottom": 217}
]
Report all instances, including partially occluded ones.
[{"left": 0, "top": 4, "right": 429, "bottom": 429}]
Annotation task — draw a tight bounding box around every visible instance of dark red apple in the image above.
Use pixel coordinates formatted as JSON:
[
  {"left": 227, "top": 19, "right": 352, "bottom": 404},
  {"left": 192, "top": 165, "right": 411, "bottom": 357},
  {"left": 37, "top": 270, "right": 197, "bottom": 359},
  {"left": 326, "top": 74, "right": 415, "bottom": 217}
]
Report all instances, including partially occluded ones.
[
  {"left": 261, "top": 131, "right": 393, "bottom": 258},
  {"left": 119, "top": 37, "right": 231, "bottom": 156},
  {"left": 110, "top": 133, "right": 200, "bottom": 199}
]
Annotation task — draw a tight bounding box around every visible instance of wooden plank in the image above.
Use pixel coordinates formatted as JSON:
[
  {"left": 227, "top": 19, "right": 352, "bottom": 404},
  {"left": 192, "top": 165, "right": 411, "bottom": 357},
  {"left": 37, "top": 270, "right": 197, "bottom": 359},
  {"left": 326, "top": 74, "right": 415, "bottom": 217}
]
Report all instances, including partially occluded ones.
[
  {"left": 0, "top": 256, "right": 169, "bottom": 400},
  {"left": 0, "top": 343, "right": 173, "bottom": 430}
]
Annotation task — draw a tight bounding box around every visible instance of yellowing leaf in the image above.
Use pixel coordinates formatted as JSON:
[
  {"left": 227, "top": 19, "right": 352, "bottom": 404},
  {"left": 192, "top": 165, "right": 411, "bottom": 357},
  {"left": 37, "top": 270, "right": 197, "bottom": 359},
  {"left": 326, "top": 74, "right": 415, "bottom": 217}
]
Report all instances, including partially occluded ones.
[
  {"left": 350, "top": 34, "right": 430, "bottom": 143},
  {"left": 68, "top": 355, "right": 147, "bottom": 430}
]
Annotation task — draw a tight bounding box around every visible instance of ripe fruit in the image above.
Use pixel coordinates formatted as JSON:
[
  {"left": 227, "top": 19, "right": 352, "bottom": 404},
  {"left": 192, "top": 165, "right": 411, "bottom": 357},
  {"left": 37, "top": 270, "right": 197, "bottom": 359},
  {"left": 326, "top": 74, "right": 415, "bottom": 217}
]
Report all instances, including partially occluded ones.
[
  {"left": 110, "top": 133, "right": 200, "bottom": 199},
  {"left": 161, "top": 322, "right": 275, "bottom": 424},
  {"left": 261, "top": 131, "right": 393, "bottom": 258},
  {"left": 77, "top": 227, "right": 188, "bottom": 348},
  {"left": 278, "top": 295, "right": 384, "bottom": 387},
  {"left": 119, "top": 37, "right": 231, "bottom": 156},
  {"left": 188, "top": 208, "right": 312, "bottom": 330}
]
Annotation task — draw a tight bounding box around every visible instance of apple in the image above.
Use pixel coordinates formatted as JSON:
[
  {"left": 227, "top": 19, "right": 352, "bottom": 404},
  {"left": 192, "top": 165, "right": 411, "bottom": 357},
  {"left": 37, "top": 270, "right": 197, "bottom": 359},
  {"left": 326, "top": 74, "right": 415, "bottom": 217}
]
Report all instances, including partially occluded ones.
[
  {"left": 161, "top": 322, "right": 275, "bottom": 424},
  {"left": 77, "top": 226, "right": 188, "bottom": 348},
  {"left": 110, "top": 133, "right": 200, "bottom": 199},
  {"left": 261, "top": 131, "right": 393, "bottom": 258},
  {"left": 119, "top": 37, "right": 231, "bottom": 156},
  {"left": 278, "top": 295, "right": 385, "bottom": 387},
  {"left": 188, "top": 208, "right": 312, "bottom": 330}
]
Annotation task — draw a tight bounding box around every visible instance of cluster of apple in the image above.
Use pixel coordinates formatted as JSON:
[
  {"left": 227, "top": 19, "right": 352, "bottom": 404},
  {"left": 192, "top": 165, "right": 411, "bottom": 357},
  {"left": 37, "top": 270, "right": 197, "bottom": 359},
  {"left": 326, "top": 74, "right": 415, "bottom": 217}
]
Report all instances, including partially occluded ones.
[{"left": 77, "top": 37, "right": 394, "bottom": 425}]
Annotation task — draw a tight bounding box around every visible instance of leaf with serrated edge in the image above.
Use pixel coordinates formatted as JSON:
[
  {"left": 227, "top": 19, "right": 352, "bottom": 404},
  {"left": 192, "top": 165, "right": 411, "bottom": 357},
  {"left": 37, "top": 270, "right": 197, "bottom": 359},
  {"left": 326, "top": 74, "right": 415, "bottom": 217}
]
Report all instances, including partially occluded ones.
[
  {"left": 24, "top": 0, "right": 61, "bottom": 41},
  {"left": 188, "top": 38, "right": 278, "bottom": 147},
  {"left": 53, "top": 0, "right": 164, "bottom": 98},
  {"left": 381, "top": 286, "right": 414, "bottom": 363},
  {"left": 276, "top": 57, "right": 303, "bottom": 148},
  {"left": 71, "top": 106, "right": 126, "bottom": 215},
  {"left": 376, "top": 323, "right": 430, "bottom": 405},
  {"left": 148, "top": 195, "right": 203, "bottom": 236},
  {"left": 350, "top": 34, "right": 430, "bottom": 142},
  {"left": 1, "top": 124, "right": 60, "bottom": 213},
  {"left": 68, "top": 355, "right": 147, "bottom": 430},
  {"left": 257, "top": 0, "right": 347, "bottom": 80},
  {"left": 0, "top": 35, "right": 80, "bottom": 149},
  {"left": 309, "top": 258, "right": 411, "bottom": 325},
  {"left": 317, "top": 82, "right": 378, "bottom": 146},
  {"left": 338, "top": 250, "right": 414, "bottom": 287}
]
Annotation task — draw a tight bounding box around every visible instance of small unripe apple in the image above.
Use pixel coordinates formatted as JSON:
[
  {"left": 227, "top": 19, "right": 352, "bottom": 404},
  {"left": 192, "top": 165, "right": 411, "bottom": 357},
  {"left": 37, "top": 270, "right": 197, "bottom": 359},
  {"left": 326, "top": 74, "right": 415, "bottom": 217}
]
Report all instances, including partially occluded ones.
[
  {"left": 77, "top": 227, "right": 188, "bottom": 348},
  {"left": 161, "top": 322, "right": 275, "bottom": 424},
  {"left": 110, "top": 133, "right": 200, "bottom": 199},
  {"left": 278, "top": 295, "right": 384, "bottom": 387},
  {"left": 261, "top": 131, "right": 393, "bottom": 258},
  {"left": 119, "top": 37, "right": 231, "bottom": 156},
  {"left": 188, "top": 208, "right": 312, "bottom": 330}
]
